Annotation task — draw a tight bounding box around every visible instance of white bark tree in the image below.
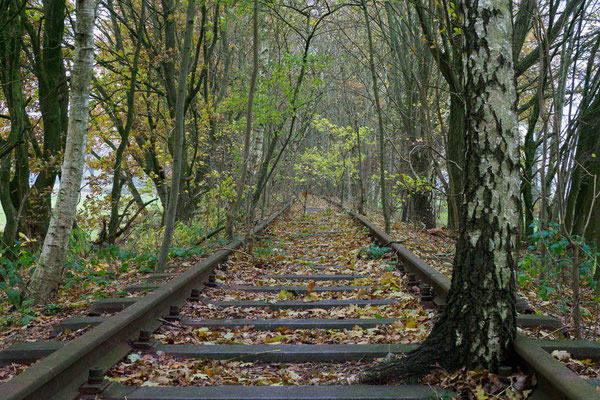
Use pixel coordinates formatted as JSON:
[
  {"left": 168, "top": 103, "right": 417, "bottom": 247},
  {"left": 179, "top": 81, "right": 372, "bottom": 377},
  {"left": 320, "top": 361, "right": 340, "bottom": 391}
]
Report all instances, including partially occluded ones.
[
  {"left": 358, "top": 0, "right": 521, "bottom": 381},
  {"left": 25, "top": 0, "right": 98, "bottom": 304}
]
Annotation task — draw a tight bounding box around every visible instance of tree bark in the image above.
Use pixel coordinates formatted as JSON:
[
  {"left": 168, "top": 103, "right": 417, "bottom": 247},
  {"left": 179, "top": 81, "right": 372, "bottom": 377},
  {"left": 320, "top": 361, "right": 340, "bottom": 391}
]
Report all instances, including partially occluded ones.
[
  {"left": 22, "top": 0, "right": 69, "bottom": 241},
  {"left": 155, "top": 0, "right": 196, "bottom": 272},
  {"left": 358, "top": 0, "right": 520, "bottom": 382},
  {"left": 225, "top": 0, "right": 259, "bottom": 240},
  {"left": 446, "top": 91, "right": 465, "bottom": 230},
  {"left": 362, "top": 0, "right": 391, "bottom": 234},
  {"left": 25, "top": 0, "right": 97, "bottom": 305},
  {"left": 0, "top": 0, "right": 28, "bottom": 249},
  {"left": 566, "top": 88, "right": 600, "bottom": 246},
  {"left": 521, "top": 93, "right": 540, "bottom": 239},
  {"left": 355, "top": 125, "right": 365, "bottom": 215},
  {"left": 104, "top": 0, "right": 145, "bottom": 244}
]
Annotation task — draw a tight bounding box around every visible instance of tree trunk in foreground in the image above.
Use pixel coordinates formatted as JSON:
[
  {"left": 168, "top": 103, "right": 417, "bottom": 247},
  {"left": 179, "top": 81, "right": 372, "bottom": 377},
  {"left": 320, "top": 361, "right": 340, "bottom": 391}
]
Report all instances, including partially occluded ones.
[
  {"left": 358, "top": 0, "right": 520, "bottom": 382},
  {"left": 25, "top": 0, "right": 97, "bottom": 305},
  {"left": 155, "top": 0, "right": 196, "bottom": 272}
]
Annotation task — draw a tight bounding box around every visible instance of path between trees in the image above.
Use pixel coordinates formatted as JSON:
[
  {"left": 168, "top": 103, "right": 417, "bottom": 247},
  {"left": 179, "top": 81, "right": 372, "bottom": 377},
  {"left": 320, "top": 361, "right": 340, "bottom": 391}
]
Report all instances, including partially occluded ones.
[{"left": 0, "top": 199, "right": 599, "bottom": 399}]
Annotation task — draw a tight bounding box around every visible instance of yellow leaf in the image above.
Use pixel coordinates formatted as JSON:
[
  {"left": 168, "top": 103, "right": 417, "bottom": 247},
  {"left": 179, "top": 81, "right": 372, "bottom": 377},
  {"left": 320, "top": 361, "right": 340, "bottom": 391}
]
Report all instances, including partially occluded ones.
[
  {"left": 264, "top": 335, "right": 283, "bottom": 344},
  {"left": 475, "top": 386, "right": 488, "bottom": 400},
  {"left": 405, "top": 320, "right": 418, "bottom": 329}
]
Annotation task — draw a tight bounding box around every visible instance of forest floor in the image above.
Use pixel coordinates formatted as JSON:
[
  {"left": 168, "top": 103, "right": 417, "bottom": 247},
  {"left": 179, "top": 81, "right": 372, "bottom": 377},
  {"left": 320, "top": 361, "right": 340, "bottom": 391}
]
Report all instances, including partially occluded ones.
[
  {"left": 362, "top": 207, "right": 600, "bottom": 341},
  {"left": 0, "top": 256, "right": 205, "bottom": 353},
  {"left": 100, "top": 199, "right": 536, "bottom": 398},
  {"left": 361, "top": 204, "right": 600, "bottom": 388},
  {"left": 0, "top": 201, "right": 288, "bottom": 350},
  {"left": 0, "top": 198, "right": 598, "bottom": 397}
]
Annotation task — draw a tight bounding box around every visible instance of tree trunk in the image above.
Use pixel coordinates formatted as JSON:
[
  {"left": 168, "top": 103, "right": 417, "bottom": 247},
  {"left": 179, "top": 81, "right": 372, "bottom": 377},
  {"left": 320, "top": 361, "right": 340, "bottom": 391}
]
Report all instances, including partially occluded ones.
[
  {"left": 25, "top": 0, "right": 97, "bottom": 305},
  {"left": 446, "top": 91, "right": 464, "bottom": 230},
  {"left": 22, "top": 0, "right": 69, "bottom": 241},
  {"left": 226, "top": 0, "right": 259, "bottom": 240},
  {"left": 0, "top": 157, "right": 19, "bottom": 248},
  {"left": 155, "top": 0, "right": 196, "bottom": 272},
  {"left": 0, "top": 0, "right": 27, "bottom": 248},
  {"left": 104, "top": 0, "right": 145, "bottom": 244},
  {"left": 355, "top": 125, "right": 365, "bottom": 215},
  {"left": 358, "top": 0, "right": 520, "bottom": 382},
  {"left": 521, "top": 95, "right": 539, "bottom": 239},
  {"left": 566, "top": 91, "right": 600, "bottom": 246},
  {"left": 362, "top": 0, "right": 390, "bottom": 234}
]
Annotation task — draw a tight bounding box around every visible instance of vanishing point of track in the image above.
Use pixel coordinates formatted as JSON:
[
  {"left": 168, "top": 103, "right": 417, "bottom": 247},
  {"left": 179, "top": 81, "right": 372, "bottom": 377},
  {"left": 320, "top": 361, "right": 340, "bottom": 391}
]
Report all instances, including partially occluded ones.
[{"left": 0, "top": 199, "right": 599, "bottom": 399}]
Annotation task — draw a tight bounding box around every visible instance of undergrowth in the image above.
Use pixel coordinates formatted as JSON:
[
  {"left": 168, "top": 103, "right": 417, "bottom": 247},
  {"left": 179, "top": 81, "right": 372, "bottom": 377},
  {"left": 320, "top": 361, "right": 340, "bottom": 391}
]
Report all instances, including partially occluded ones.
[
  {"left": 517, "top": 221, "right": 600, "bottom": 338},
  {"left": 0, "top": 214, "right": 221, "bottom": 328}
]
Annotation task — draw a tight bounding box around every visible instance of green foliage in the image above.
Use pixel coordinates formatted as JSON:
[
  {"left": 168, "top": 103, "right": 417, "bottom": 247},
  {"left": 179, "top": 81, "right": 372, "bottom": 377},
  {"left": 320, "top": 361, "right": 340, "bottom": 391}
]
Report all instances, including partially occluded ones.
[
  {"left": 64, "top": 242, "right": 133, "bottom": 289},
  {"left": 43, "top": 303, "right": 65, "bottom": 316},
  {"left": 518, "top": 221, "right": 599, "bottom": 301},
  {"left": 16, "top": 299, "right": 36, "bottom": 325},
  {"left": 253, "top": 236, "right": 287, "bottom": 259},
  {"left": 169, "top": 246, "right": 203, "bottom": 259},
  {"left": 359, "top": 243, "right": 392, "bottom": 259},
  {"left": 63, "top": 220, "right": 209, "bottom": 295},
  {"left": 392, "top": 173, "right": 432, "bottom": 198},
  {"left": 133, "top": 252, "right": 157, "bottom": 273},
  {"left": 294, "top": 115, "right": 371, "bottom": 190},
  {"left": 68, "top": 229, "right": 92, "bottom": 258},
  {"left": 0, "top": 237, "right": 37, "bottom": 308}
]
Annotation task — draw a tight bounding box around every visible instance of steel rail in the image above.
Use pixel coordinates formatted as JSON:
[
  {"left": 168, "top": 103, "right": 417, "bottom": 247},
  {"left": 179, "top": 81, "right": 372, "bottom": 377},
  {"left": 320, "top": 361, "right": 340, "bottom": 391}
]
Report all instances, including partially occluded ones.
[
  {"left": 327, "top": 199, "right": 599, "bottom": 400},
  {"left": 1, "top": 202, "right": 292, "bottom": 400}
]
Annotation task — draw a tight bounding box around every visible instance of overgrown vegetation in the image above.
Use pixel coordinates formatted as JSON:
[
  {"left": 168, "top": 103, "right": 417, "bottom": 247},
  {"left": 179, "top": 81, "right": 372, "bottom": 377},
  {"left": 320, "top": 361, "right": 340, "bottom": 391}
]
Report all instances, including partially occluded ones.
[
  {"left": 0, "top": 211, "right": 226, "bottom": 328},
  {"left": 518, "top": 221, "right": 600, "bottom": 338},
  {"left": 359, "top": 243, "right": 392, "bottom": 260}
]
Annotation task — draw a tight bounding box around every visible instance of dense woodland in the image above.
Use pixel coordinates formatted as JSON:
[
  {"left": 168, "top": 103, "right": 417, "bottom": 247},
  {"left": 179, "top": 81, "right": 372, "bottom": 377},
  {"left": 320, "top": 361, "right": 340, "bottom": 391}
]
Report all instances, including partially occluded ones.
[{"left": 1, "top": 0, "right": 600, "bottom": 382}]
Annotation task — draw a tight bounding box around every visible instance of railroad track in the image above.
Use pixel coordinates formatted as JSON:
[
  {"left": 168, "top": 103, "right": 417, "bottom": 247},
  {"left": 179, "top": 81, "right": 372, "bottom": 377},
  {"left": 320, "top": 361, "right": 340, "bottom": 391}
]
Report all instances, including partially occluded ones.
[
  {"left": 0, "top": 199, "right": 598, "bottom": 399},
  {"left": 326, "top": 198, "right": 600, "bottom": 400},
  {"left": 0, "top": 203, "right": 291, "bottom": 399}
]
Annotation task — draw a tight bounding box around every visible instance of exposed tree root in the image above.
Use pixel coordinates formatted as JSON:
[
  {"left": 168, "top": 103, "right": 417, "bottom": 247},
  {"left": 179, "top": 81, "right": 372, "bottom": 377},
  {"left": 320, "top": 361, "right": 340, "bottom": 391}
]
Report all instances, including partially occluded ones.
[
  {"left": 357, "top": 339, "right": 458, "bottom": 384},
  {"left": 353, "top": 314, "right": 461, "bottom": 384}
]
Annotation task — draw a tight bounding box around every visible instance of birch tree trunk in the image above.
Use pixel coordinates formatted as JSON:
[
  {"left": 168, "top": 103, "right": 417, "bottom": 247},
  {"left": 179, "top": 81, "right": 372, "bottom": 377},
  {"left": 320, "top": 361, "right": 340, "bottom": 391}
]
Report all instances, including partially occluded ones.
[
  {"left": 25, "top": 0, "right": 97, "bottom": 305},
  {"left": 358, "top": 0, "right": 520, "bottom": 381},
  {"left": 155, "top": 0, "right": 196, "bottom": 272}
]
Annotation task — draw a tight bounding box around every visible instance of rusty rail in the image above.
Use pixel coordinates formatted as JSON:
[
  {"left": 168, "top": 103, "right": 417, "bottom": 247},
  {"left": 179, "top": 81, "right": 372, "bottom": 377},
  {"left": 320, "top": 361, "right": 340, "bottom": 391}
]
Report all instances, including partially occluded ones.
[
  {"left": 327, "top": 199, "right": 599, "bottom": 400},
  {"left": 1, "top": 202, "right": 292, "bottom": 400}
]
